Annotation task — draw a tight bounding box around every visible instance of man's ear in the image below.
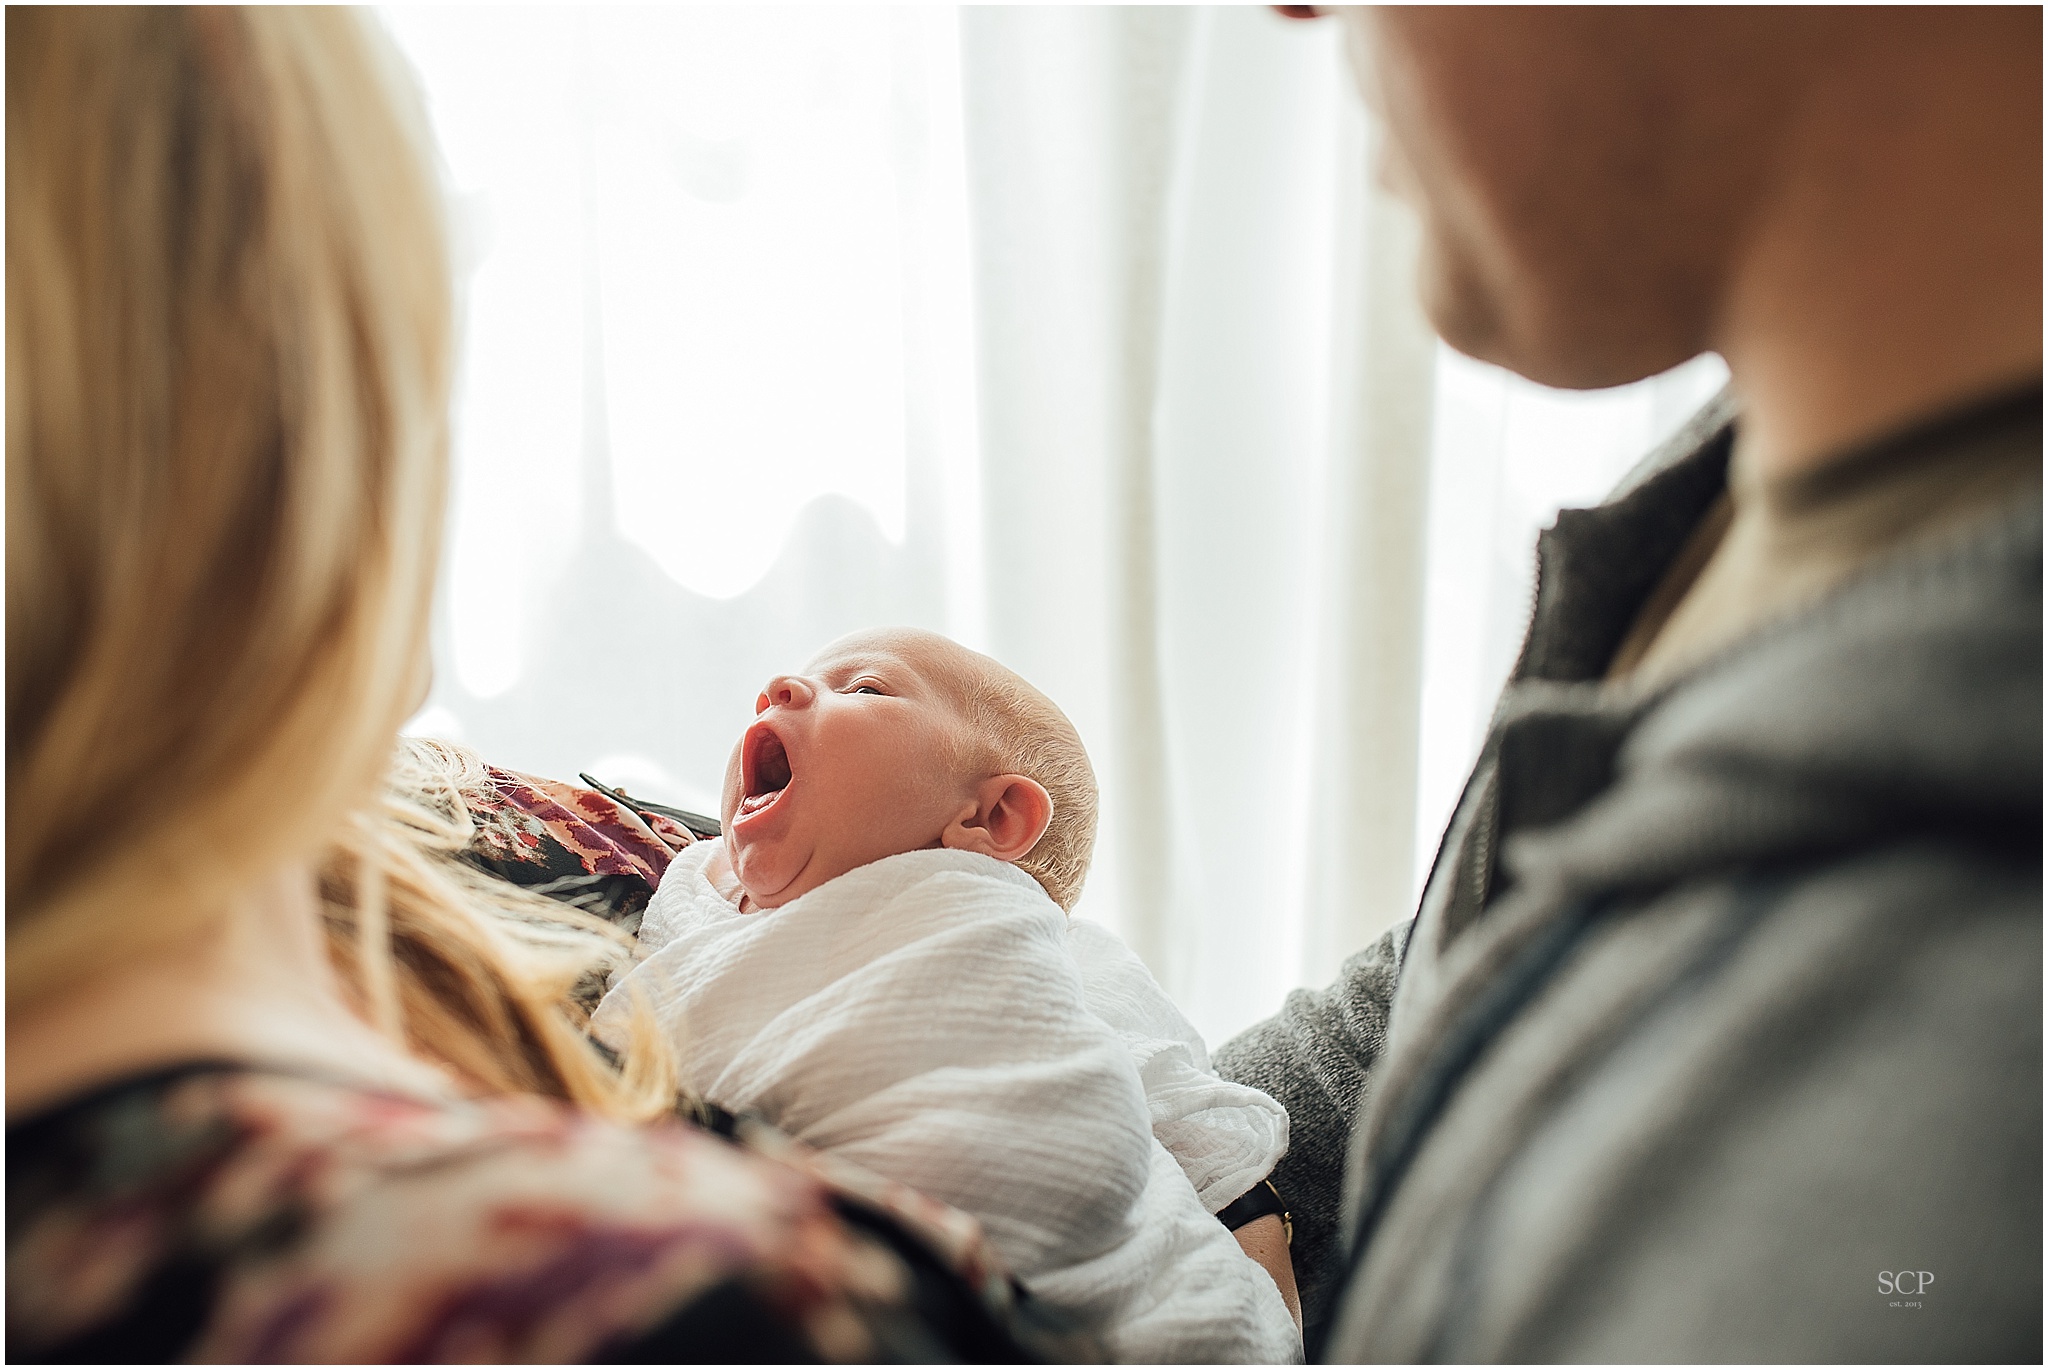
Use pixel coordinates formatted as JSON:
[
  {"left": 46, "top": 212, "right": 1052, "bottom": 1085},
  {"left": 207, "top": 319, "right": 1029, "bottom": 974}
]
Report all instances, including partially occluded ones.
[{"left": 941, "top": 774, "right": 1053, "bottom": 864}]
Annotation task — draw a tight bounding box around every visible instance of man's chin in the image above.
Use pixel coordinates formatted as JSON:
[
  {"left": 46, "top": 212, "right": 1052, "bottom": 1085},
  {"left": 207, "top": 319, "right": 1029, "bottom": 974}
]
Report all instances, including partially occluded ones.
[
  {"left": 1418, "top": 233, "right": 1713, "bottom": 391},
  {"left": 1415, "top": 240, "right": 1512, "bottom": 368},
  {"left": 1413, "top": 223, "right": 1595, "bottom": 385}
]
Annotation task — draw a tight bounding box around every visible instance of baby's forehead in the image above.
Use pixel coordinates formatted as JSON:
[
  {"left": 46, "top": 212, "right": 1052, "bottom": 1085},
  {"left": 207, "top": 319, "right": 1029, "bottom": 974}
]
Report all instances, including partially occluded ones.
[{"left": 805, "top": 631, "right": 988, "bottom": 701}]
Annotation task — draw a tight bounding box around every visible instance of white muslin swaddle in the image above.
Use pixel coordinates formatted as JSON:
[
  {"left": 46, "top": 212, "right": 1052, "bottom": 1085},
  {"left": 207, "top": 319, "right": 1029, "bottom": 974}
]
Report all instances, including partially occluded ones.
[{"left": 592, "top": 840, "right": 1300, "bottom": 1363}]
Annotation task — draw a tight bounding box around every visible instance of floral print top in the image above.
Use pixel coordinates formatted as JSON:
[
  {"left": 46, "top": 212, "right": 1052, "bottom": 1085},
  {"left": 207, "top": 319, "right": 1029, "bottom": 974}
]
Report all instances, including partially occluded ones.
[{"left": 6, "top": 1063, "right": 1042, "bottom": 1362}]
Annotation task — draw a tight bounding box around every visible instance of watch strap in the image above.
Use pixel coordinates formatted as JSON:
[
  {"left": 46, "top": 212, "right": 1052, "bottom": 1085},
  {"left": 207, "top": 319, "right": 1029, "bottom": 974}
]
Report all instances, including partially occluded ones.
[{"left": 1215, "top": 1178, "right": 1293, "bottom": 1245}]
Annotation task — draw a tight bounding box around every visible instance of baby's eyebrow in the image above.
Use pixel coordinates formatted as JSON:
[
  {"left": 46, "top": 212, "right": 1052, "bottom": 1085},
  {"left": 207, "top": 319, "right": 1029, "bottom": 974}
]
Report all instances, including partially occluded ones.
[{"left": 811, "top": 652, "right": 913, "bottom": 686}]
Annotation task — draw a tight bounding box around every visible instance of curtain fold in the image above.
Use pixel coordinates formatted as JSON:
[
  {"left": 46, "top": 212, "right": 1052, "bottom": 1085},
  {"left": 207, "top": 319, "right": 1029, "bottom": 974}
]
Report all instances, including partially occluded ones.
[
  {"left": 1299, "top": 103, "right": 1438, "bottom": 989},
  {"left": 958, "top": 7, "right": 1438, "bottom": 1034},
  {"left": 958, "top": 6, "right": 1204, "bottom": 1004}
]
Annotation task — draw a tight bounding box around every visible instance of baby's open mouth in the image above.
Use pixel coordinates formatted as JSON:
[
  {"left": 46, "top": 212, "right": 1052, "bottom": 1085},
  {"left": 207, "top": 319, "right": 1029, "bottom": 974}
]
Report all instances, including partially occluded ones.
[{"left": 737, "top": 724, "right": 793, "bottom": 819}]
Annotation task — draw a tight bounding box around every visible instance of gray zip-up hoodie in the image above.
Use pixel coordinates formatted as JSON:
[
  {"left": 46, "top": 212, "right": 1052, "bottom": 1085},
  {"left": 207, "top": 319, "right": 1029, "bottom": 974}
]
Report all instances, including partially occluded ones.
[{"left": 1217, "top": 389, "right": 2042, "bottom": 1362}]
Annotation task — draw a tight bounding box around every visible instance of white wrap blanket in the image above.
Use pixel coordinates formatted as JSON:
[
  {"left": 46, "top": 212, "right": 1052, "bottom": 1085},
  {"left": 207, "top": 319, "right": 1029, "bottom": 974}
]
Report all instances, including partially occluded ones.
[{"left": 593, "top": 841, "right": 1300, "bottom": 1363}]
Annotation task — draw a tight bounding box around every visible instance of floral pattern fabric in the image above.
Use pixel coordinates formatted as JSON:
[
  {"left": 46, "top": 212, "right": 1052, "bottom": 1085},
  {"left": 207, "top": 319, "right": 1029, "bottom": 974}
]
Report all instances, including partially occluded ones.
[
  {"left": 6, "top": 1064, "right": 1041, "bottom": 1362},
  {"left": 455, "top": 767, "right": 700, "bottom": 940},
  {"left": 466, "top": 768, "right": 697, "bottom": 892}
]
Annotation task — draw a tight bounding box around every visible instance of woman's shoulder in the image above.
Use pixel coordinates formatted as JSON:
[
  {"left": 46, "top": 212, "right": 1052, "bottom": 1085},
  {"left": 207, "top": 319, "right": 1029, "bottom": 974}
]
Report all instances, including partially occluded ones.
[{"left": 6, "top": 1063, "right": 1037, "bottom": 1362}]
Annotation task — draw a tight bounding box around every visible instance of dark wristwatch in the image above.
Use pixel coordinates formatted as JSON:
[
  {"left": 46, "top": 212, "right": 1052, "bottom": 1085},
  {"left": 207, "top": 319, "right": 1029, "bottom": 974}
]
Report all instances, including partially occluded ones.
[{"left": 1216, "top": 1178, "right": 1293, "bottom": 1246}]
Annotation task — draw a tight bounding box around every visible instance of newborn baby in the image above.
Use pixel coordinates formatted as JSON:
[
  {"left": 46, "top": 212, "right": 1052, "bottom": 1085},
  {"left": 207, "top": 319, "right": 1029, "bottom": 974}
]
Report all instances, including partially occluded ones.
[{"left": 594, "top": 628, "right": 1300, "bottom": 1362}]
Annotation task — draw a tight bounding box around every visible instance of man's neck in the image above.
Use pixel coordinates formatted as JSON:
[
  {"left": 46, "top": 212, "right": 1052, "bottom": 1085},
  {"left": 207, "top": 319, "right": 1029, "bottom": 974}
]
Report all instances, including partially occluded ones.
[{"left": 1714, "top": 12, "right": 2041, "bottom": 479}]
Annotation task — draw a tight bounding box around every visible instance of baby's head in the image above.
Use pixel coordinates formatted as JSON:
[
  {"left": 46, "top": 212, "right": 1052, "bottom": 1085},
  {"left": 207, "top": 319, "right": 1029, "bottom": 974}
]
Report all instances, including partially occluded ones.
[{"left": 721, "top": 628, "right": 1097, "bottom": 912}]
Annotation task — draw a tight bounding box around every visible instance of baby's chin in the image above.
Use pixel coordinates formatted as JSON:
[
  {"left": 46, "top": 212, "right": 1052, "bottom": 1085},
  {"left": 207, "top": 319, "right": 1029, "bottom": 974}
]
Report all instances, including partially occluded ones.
[{"left": 727, "top": 838, "right": 810, "bottom": 910}]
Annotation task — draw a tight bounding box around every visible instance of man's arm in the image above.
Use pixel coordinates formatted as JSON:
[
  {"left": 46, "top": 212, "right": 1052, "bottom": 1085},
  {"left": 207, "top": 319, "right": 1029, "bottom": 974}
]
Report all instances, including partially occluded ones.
[{"left": 1212, "top": 920, "right": 1408, "bottom": 1345}]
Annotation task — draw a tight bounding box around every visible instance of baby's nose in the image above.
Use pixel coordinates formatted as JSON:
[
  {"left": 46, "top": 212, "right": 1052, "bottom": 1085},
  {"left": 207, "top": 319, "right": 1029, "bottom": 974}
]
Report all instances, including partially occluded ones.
[{"left": 757, "top": 675, "right": 814, "bottom": 712}]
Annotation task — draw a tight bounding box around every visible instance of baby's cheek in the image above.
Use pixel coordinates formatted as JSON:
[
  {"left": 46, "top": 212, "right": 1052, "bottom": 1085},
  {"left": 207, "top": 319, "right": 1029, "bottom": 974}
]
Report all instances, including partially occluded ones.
[{"left": 719, "top": 743, "right": 746, "bottom": 813}]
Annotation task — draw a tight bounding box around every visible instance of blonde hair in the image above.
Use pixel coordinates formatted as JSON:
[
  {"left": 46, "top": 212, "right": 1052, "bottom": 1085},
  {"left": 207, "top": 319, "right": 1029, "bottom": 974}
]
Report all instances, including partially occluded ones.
[
  {"left": 963, "top": 669, "right": 1098, "bottom": 912},
  {"left": 7, "top": 9, "right": 670, "bottom": 1120},
  {"left": 324, "top": 740, "right": 674, "bottom": 1115}
]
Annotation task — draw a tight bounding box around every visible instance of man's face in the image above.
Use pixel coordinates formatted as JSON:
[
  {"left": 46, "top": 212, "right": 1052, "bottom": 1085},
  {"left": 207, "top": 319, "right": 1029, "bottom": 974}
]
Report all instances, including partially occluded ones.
[
  {"left": 1340, "top": 7, "right": 1803, "bottom": 389},
  {"left": 721, "top": 629, "right": 982, "bottom": 909}
]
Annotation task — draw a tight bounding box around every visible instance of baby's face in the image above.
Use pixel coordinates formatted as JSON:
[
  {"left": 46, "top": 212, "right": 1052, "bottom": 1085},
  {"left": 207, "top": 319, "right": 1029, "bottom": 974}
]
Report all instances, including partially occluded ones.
[{"left": 721, "top": 629, "right": 987, "bottom": 909}]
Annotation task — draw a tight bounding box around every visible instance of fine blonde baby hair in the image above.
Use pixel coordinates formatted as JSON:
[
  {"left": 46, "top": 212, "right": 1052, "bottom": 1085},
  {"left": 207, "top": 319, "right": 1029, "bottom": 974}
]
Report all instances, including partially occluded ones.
[{"left": 962, "top": 665, "right": 1099, "bottom": 912}]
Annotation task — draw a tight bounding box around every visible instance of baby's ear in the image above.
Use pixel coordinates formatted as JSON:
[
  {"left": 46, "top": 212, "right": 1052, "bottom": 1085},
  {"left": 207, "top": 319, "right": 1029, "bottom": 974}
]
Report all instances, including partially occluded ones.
[{"left": 942, "top": 774, "right": 1052, "bottom": 864}]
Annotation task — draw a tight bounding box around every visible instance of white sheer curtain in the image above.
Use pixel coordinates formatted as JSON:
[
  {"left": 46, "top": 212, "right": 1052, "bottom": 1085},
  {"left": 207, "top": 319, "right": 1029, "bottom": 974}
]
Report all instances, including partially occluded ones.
[{"left": 385, "top": 6, "right": 1727, "bottom": 1047}]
